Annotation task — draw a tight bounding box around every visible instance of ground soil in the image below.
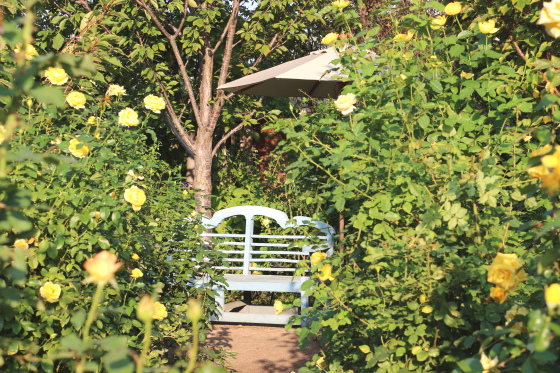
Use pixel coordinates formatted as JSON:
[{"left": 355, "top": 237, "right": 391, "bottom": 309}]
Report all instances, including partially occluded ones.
[{"left": 205, "top": 324, "right": 319, "bottom": 373}]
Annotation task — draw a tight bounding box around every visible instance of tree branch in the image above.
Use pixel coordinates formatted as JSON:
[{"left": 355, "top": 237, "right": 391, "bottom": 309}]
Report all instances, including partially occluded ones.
[
  {"left": 135, "top": 0, "right": 202, "bottom": 125},
  {"left": 508, "top": 34, "right": 526, "bottom": 62},
  {"left": 174, "top": 0, "right": 190, "bottom": 38},
  {"left": 212, "top": 102, "right": 261, "bottom": 157}
]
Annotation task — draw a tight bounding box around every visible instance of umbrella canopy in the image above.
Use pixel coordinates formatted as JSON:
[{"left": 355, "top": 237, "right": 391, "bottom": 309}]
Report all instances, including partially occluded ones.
[{"left": 218, "top": 49, "right": 348, "bottom": 98}]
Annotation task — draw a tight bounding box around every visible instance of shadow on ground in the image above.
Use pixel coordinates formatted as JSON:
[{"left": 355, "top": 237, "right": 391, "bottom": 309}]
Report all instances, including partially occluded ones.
[{"left": 204, "top": 323, "right": 318, "bottom": 373}]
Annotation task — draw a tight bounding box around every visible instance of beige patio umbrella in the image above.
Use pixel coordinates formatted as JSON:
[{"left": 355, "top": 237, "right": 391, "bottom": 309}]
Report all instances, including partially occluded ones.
[{"left": 218, "top": 48, "right": 348, "bottom": 98}]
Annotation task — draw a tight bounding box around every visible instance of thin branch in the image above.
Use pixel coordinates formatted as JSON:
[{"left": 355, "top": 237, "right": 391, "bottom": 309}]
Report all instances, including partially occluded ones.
[
  {"left": 212, "top": 100, "right": 262, "bottom": 157},
  {"left": 211, "top": 0, "right": 240, "bottom": 54},
  {"left": 508, "top": 35, "right": 526, "bottom": 62},
  {"left": 174, "top": 0, "right": 190, "bottom": 38},
  {"left": 212, "top": 123, "right": 244, "bottom": 157}
]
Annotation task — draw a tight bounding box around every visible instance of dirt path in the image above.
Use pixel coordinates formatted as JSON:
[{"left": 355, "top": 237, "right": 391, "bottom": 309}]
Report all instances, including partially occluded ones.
[{"left": 205, "top": 324, "right": 319, "bottom": 373}]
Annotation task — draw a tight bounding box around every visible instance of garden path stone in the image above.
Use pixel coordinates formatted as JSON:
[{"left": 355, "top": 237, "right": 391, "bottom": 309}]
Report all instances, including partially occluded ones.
[{"left": 205, "top": 324, "right": 319, "bottom": 372}]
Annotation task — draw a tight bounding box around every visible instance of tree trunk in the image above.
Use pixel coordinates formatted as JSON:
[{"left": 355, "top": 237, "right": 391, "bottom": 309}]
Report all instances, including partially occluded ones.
[{"left": 193, "top": 132, "right": 213, "bottom": 216}]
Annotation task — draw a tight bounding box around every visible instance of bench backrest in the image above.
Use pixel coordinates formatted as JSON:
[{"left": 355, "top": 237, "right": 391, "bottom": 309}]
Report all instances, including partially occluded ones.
[{"left": 201, "top": 206, "right": 335, "bottom": 275}]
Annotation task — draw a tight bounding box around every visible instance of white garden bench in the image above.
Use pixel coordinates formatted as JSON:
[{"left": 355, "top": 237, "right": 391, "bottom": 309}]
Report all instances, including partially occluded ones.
[{"left": 200, "top": 205, "right": 335, "bottom": 325}]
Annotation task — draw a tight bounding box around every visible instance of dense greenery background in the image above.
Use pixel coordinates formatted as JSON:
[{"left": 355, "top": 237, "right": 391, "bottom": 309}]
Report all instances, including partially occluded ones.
[{"left": 3, "top": 0, "right": 560, "bottom": 372}]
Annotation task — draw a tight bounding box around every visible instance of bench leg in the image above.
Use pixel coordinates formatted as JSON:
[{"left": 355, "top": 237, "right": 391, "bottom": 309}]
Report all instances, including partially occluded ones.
[
  {"left": 213, "top": 287, "right": 225, "bottom": 322},
  {"left": 300, "top": 292, "right": 309, "bottom": 328}
]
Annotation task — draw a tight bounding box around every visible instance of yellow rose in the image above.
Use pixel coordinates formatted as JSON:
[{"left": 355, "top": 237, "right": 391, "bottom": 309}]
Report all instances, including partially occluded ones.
[
  {"left": 83, "top": 250, "right": 123, "bottom": 283},
  {"left": 310, "top": 251, "right": 327, "bottom": 265},
  {"left": 318, "top": 264, "right": 335, "bottom": 281},
  {"left": 153, "top": 301, "right": 168, "bottom": 321},
  {"left": 478, "top": 20, "right": 500, "bottom": 34},
  {"left": 143, "top": 94, "right": 166, "bottom": 113},
  {"left": 124, "top": 185, "right": 146, "bottom": 211},
  {"left": 489, "top": 287, "right": 508, "bottom": 303},
  {"left": 331, "top": 0, "right": 350, "bottom": 9},
  {"left": 44, "top": 67, "right": 69, "bottom": 86},
  {"left": 14, "top": 238, "right": 29, "bottom": 250},
  {"left": 334, "top": 93, "right": 356, "bottom": 115},
  {"left": 538, "top": 0, "right": 560, "bottom": 38},
  {"left": 505, "top": 304, "right": 529, "bottom": 333},
  {"left": 15, "top": 44, "right": 38, "bottom": 60},
  {"left": 87, "top": 116, "right": 97, "bottom": 125},
  {"left": 480, "top": 352, "right": 498, "bottom": 372},
  {"left": 66, "top": 91, "right": 86, "bottom": 109},
  {"left": 106, "top": 84, "right": 126, "bottom": 96},
  {"left": 132, "top": 253, "right": 140, "bottom": 260},
  {"left": 274, "top": 300, "right": 284, "bottom": 315},
  {"left": 487, "top": 253, "right": 526, "bottom": 291},
  {"left": 444, "top": 2, "right": 462, "bottom": 16},
  {"left": 545, "top": 283, "right": 560, "bottom": 310},
  {"left": 40, "top": 281, "right": 61, "bottom": 303},
  {"left": 131, "top": 268, "right": 143, "bottom": 278},
  {"left": 431, "top": 16, "right": 447, "bottom": 30},
  {"left": 321, "top": 32, "right": 339, "bottom": 45},
  {"left": 118, "top": 108, "right": 140, "bottom": 127},
  {"left": 393, "top": 30, "right": 414, "bottom": 42},
  {"left": 430, "top": 55, "right": 442, "bottom": 67},
  {"left": 68, "top": 139, "right": 89, "bottom": 158}
]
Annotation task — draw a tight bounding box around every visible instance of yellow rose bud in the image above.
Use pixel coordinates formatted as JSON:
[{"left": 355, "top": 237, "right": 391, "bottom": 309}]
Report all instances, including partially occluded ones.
[
  {"left": 537, "top": 0, "right": 560, "bottom": 38},
  {"left": 334, "top": 93, "right": 356, "bottom": 115},
  {"left": 143, "top": 94, "right": 166, "bottom": 113},
  {"left": 124, "top": 185, "right": 146, "bottom": 211},
  {"left": 186, "top": 298, "right": 202, "bottom": 322},
  {"left": 478, "top": 19, "right": 500, "bottom": 34},
  {"left": 106, "top": 84, "right": 126, "bottom": 96},
  {"left": 68, "top": 139, "right": 90, "bottom": 158},
  {"left": 44, "top": 67, "right": 69, "bottom": 85},
  {"left": 545, "top": 283, "right": 560, "bottom": 310},
  {"left": 419, "top": 294, "right": 427, "bottom": 303},
  {"left": 311, "top": 251, "right": 327, "bottom": 265},
  {"left": 40, "top": 281, "right": 61, "bottom": 303},
  {"left": 274, "top": 300, "right": 284, "bottom": 315},
  {"left": 153, "top": 301, "right": 168, "bottom": 321},
  {"left": 132, "top": 253, "right": 140, "bottom": 260},
  {"left": 321, "top": 32, "right": 339, "bottom": 46},
  {"left": 489, "top": 287, "right": 508, "bottom": 303},
  {"left": 131, "top": 268, "right": 143, "bottom": 278},
  {"left": 83, "top": 250, "right": 123, "bottom": 283},
  {"left": 444, "top": 2, "right": 462, "bottom": 16},
  {"left": 137, "top": 295, "right": 155, "bottom": 322},
  {"left": 430, "top": 16, "right": 447, "bottom": 30},
  {"left": 14, "top": 238, "right": 29, "bottom": 250},
  {"left": 87, "top": 116, "right": 97, "bottom": 125},
  {"left": 26, "top": 99, "right": 33, "bottom": 107},
  {"left": 66, "top": 91, "right": 86, "bottom": 109},
  {"left": 118, "top": 108, "right": 140, "bottom": 127},
  {"left": 331, "top": 0, "right": 350, "bottom": 9}
]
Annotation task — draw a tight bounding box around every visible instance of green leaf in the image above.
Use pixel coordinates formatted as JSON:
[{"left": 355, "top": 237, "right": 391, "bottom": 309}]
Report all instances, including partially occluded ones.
[
  {"left": 52, "top": 33, "right": 65, "bottom": 50},
  {"left": 456, "top": 358, "right": 483, "bottom": 372},
  {"left": 29, "top": 86, "right": 65, "bottom": 107},
  {"left": 429, "top": 80, "right": 443, "bottom": 93}
]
